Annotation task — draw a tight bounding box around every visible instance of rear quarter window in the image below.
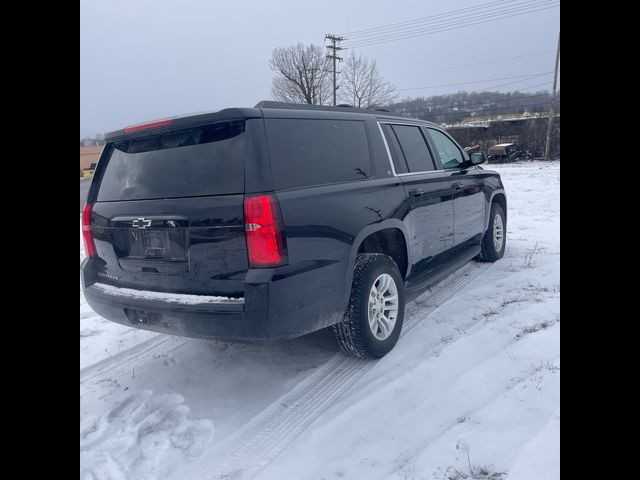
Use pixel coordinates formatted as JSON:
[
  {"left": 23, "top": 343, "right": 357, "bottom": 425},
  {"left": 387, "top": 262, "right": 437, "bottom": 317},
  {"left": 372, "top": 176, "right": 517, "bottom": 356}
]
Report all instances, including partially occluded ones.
[{"left": 265, "top": 119, "right": 372, "bottom": 190}]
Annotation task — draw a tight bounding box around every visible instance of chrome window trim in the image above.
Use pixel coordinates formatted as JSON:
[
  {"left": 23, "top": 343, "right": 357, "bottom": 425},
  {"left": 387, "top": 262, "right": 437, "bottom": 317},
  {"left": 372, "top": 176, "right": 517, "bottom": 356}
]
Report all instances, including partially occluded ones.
[
  {"left": 378, "top": 120, "right": 473, "bottom": 176},
  {"left": 379, "top": 120, "right": 428, "bottom": 127},
  {"left": 376, "top": 122, "right": 397, "bottom": 177},
  {"left": 379, "top": 121, "right": 453, "bottom": 177},
  {"left": 398, "top": 164, "right": 477, "bottom": 176},
  {"left": 397, "top": 169, "right": 446, "bottom": 177}
]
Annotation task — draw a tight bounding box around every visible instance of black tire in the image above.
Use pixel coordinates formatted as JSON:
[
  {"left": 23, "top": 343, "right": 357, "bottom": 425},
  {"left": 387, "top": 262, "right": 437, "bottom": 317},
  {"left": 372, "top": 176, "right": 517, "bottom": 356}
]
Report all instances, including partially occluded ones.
[
  {"left": 476, "top": 202, "right": 506, "bottom": 262},
  {"left": 333, "top": 253, "right": 405, "bottom": 359}
]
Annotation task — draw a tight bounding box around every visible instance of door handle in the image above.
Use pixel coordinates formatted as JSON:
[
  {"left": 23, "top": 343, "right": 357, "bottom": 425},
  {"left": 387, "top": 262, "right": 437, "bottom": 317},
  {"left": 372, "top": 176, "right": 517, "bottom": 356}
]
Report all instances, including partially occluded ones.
[
  {"left": 452, "top": 182, "right": 463, "bottom": 190},
  {"left": 408, "top": 188, "right": 424, "bottom": 197}
]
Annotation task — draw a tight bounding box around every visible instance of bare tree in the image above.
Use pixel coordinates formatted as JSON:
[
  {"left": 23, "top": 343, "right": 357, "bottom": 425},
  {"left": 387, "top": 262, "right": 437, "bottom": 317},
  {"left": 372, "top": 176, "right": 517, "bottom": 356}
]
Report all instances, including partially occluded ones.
[
  {"left": 340, "top": 51, "right": 397, "bottom": 109},
  {"left": 269, "top": 43, "right": 331, "bottom": 105}
]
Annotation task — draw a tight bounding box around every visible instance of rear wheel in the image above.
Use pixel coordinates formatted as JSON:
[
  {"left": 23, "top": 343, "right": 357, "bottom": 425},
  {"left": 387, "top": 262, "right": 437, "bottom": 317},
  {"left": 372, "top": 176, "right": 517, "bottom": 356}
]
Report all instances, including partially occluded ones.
[
  {"left": 333, "top": 254, "right": 405, "bottom": 358},
  {"left": 477, "top": 202, "right": 506, "bottom": 262}
]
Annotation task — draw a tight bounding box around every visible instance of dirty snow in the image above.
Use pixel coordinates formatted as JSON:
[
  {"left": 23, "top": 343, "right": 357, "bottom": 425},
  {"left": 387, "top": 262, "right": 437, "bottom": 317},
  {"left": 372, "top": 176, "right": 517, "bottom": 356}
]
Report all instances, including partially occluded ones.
[
  {"left": 92, "top": 283, "right": 244, "bottom": 305},
  {"left": 80, "top": 390, "right": 214, "bottom": 480},
  {"left": 80, "top": 161, "right": 559, "bottom": 479}
]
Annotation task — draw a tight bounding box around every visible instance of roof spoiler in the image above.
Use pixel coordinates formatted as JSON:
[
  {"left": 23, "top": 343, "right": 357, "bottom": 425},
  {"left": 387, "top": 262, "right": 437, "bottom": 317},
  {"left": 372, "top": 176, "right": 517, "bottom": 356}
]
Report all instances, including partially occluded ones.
[{"left": 104, "top": 108, "right": 262, "bottom": 142}]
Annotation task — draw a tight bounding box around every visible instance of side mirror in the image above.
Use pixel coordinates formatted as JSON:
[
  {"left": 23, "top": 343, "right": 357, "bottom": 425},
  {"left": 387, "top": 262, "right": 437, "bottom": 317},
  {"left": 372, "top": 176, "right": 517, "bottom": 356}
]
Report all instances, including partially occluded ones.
[{"left": 470, "top": 151, "right": 487, "bottom": 165}]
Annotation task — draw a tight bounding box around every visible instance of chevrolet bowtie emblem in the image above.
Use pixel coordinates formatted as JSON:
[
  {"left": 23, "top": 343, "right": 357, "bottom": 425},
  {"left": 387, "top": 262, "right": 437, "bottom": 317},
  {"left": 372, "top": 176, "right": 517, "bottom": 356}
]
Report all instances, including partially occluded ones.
[{"left": 132, "top": 218, "right": 152, "bottom": 229}]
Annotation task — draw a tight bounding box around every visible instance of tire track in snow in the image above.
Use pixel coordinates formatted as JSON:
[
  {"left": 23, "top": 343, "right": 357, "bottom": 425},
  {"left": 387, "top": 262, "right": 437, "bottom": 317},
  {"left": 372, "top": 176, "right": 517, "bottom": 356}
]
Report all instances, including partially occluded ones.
[
  {"left": 80, "top": 335, "right": 188, "bottom": 386},
  {"left": 174, "top": 261, "right": 492, "bottom": 480},
  {"left": 79, "top": 261, "right": 487, "bottom": 390},
  {"left": 401, "top": 264, "right": 491, "bottom": 335}
]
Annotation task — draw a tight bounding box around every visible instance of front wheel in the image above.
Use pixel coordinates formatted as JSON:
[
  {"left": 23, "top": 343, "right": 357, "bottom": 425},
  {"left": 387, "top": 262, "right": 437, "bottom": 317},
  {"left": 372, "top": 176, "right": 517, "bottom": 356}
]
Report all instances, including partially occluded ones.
[
  {"left": 333, "top": 253, "right": 405, "bottom": 358},
  {"left": 477, "top": 202, "right": 506, "bottom": 262}
]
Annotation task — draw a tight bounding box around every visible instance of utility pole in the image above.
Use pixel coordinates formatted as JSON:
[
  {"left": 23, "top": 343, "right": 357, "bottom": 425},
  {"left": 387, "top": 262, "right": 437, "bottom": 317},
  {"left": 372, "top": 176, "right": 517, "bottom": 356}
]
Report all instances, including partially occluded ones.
[
  {"left": 325, "top": 34, "right": 344, "bottom": 105},
  {"left": 544, "top": 31, "right": 560, "bottom": 161}
]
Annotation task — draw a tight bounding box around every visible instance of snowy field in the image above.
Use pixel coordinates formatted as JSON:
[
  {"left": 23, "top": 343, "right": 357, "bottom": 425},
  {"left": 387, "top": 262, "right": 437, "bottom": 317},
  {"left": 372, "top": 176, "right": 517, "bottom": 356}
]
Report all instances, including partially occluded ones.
[{"left": 80, "top": 161, "right": 560, "bottom": 480}]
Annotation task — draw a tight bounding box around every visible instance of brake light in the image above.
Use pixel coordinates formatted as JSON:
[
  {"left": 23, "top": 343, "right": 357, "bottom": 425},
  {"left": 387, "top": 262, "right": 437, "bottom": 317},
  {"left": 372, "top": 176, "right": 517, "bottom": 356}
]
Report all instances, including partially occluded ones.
[
  {"left": 123, "top": 118, "right": 173, "bottom": 133},
  {"left": 82, "top": 203, "right": 97, "bottom": 258},
  {"left": 244, "top": 194, "right": 287, "bottom": 267}
]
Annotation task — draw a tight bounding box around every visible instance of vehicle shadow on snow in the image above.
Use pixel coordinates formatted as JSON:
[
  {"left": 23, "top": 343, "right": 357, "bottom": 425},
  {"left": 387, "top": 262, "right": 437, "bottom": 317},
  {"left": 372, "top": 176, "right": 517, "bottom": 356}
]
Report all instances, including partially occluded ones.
[{"left": 208, "top": 325, "right": 339, "bottom": 354}]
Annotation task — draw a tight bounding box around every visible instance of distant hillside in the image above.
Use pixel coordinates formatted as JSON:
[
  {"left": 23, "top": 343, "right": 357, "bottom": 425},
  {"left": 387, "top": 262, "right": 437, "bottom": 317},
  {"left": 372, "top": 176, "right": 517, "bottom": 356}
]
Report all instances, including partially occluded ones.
[{"left": 386, "top": 90, "right": 560, "bottom": 124}]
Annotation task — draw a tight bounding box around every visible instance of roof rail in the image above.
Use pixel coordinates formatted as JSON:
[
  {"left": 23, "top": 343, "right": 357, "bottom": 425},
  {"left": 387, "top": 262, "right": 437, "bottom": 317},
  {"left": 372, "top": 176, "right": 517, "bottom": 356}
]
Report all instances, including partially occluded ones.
[{"left": 254, "top": 100, "right": 386, "bottom": 115}]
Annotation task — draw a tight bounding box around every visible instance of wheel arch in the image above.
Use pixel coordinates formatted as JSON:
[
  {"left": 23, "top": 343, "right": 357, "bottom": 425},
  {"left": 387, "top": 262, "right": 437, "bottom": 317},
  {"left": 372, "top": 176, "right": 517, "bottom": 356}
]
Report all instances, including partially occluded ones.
[
  {"left": 486, "top": 190, "right": 507, "bottom": 230},
  {"left": 340, "top": 220, "right": 410, "bottom": 306}
]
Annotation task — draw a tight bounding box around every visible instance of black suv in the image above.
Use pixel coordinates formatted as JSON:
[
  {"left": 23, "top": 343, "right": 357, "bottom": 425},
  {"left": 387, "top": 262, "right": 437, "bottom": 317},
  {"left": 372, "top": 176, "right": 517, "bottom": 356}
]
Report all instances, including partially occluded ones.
[{"left": 81, "top": 101, "right": 507, "bottom": 358}]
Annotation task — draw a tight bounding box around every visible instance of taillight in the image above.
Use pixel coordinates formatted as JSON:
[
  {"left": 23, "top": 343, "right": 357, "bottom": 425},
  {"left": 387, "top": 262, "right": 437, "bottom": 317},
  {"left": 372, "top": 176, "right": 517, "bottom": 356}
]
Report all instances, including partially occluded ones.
[
  {"left": 82, "top": 203, "right": 97, "bottom": 258},
  {"left": 244, "top": 194, "right": 287, "bottom": 268}
]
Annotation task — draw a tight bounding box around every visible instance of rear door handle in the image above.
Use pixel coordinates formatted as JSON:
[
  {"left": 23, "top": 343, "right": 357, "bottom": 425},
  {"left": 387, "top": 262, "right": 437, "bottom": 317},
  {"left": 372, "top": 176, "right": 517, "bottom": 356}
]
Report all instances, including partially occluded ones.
[
  {"left": 452, "top": 182, "right": 463, "bottom": 190},
  {"left": 408, "top": 188, "right": 424, "bottom": 197}
]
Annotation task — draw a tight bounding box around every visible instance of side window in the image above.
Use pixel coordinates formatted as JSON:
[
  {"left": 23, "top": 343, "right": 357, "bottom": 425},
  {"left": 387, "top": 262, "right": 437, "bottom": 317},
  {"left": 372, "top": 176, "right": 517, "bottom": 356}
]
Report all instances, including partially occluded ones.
[
  {"left": 426, "top": 128, "right": 464, "bottom": 169},
  {"left": 265, "top": 119, "right": 372, "bottom": 189},
  {"left": 381, "top": 124, "right": 408, "bottom": 174},
  {"left": 390, "top": 125, "right": 436, "bottom": 173}
]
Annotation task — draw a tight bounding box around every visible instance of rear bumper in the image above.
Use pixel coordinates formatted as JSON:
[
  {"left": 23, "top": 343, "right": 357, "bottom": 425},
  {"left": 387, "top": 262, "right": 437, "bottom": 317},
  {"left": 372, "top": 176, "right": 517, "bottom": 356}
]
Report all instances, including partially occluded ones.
[{"left": 81, "top": 258, "right": 346, "bottom": 341}]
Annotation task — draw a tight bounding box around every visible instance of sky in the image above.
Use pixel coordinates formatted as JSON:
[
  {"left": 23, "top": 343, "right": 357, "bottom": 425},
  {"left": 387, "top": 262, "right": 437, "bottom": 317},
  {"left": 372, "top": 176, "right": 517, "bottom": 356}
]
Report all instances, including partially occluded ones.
[{"left": 80, "top": 0, "right": 560, "bottom": 137}]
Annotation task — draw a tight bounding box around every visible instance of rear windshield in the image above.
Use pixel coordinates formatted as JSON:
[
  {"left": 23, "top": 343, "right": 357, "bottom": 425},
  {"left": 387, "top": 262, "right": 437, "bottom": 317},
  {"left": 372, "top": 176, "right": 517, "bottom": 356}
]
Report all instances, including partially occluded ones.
[
  {"left": 265, "top": 119, "right": 371, "bottom": 190},
  {"left": 96, "top": 121, "right": 246, "bottom": 201}
]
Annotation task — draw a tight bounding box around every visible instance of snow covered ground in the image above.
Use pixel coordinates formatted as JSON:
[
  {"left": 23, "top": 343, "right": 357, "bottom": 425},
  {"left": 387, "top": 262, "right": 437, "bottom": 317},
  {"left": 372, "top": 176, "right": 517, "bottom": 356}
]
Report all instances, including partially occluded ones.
[
  {"left": 80, "top": 227, "right": 158, "bottom": 369},
  {"left": 80, "top": 161, "right": 559, "bottom": 480}
]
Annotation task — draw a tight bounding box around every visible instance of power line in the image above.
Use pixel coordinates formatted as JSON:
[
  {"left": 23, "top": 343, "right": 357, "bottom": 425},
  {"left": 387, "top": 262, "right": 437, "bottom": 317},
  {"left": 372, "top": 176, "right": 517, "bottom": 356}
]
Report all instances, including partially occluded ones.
[
  {"left": 343, "top": 0, "right": 516, "bottom": 37},
  {"left": 480, "top": 74, "right": 558, "bottom": 91},
  {"left": 345, "top": 0, "right": 560, "bottom": 48},
  {"left": 398, "top": 71, "right": 553, "bottom": 91},
  {"left": 343, "top": 0, "right": 557, "bottom": 46},
  {"left": 344, "top": 0, "right": 552, "bottom": 42},
  {"left": 388, "top": 50, "right": 554, "bottom": 78},
  {"left": 509, "top": 80, "right": 559, "bottom": 91},
  {"left": 344, "top": 3, "right": 559, "bottom": 48}
]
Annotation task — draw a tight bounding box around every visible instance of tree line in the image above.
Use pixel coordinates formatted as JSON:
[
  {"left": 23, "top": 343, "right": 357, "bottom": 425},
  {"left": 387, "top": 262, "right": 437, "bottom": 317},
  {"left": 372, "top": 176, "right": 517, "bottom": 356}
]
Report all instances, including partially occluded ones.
[
  {"left": 268, "top": 42, "right": 559, "bottom": 123},
  {"left": 80, "top": 134, "right": 105, "bottom": 147},
  {"left": 81, "top": 47, "right": 559, "bottom": 144},
  {"left": 269, "top": 43, "right": 397, "bottom": 108},
  {"left": 386, "top": 90, "right": 560, "bottom": 124}
]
